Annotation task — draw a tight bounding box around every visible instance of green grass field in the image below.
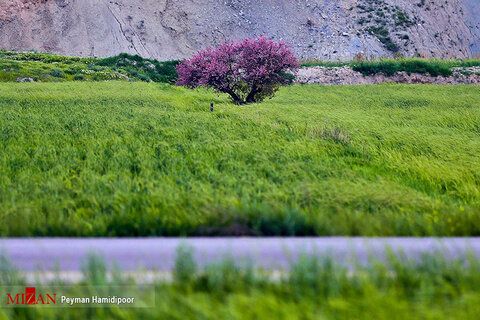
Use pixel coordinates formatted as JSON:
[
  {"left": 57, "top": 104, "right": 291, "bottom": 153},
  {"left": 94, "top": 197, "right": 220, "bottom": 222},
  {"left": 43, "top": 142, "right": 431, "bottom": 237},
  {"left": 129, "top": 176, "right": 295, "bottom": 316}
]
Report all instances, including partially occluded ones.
[
  {"left": 1, "top": 82, "right": 479, "bottom": 236},
  {"left": 2, "top": 250, "right": 480, "bottom": 320}
]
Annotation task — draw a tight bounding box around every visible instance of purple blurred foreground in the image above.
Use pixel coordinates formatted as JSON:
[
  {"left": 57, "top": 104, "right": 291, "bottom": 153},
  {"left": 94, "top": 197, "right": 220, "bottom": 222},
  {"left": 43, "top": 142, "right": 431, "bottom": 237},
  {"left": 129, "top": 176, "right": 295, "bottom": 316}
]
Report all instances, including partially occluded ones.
[{"left": 1, "top": 238, "right": 480, "bottom": 272}]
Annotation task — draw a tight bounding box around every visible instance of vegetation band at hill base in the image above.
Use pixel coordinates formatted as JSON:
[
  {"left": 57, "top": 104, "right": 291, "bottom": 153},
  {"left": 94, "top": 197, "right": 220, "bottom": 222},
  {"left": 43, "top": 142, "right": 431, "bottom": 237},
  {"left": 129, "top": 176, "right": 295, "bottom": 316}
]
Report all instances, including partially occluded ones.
[
  {"left": 0, "top": 51, "right": 179, "bottom": 83},
  {"left": 300, "top": 58, "right": 480, "bottom": 77},
  {"left": 2, "top": 51, "right": 480, "bottom": 84},
  {"left": 1, "top": 82, "right": 479, "bottom": 236}
]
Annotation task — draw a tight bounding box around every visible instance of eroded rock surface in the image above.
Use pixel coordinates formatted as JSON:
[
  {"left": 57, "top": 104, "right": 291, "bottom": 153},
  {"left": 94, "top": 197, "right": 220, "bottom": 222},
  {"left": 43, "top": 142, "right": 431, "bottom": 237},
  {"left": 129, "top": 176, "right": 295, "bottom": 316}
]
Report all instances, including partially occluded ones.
[{"left": 0, "top": 0, "right": 479, "bottom": 60}]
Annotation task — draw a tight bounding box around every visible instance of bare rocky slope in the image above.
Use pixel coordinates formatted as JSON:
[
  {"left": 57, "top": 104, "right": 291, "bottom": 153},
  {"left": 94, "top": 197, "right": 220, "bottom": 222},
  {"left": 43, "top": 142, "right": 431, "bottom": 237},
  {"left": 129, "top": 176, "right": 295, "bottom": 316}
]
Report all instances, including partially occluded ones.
[{"left": 0, "top": 0, "right": 479, "bottom": 61}]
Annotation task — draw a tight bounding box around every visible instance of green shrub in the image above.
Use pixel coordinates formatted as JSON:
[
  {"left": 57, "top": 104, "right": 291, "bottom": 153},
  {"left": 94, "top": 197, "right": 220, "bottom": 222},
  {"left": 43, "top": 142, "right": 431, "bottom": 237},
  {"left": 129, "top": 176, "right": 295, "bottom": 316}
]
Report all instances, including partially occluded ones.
[
  {"left": 96, "top": 53, "right": 180, "bottom": 84},
  {"left": 366, "top": 27, "right": 399, "bottom": 52},
  {"left": 394, "top": 11, "right": 414, "bottom": 27},
  {"left": 300, "top": 60, "right": 349, "bottom": 68},
  {"left": 137, "top": 74, "right": 151, "bottom": 82},
  {"left": 50, "top": 69, "right": 65, "bottom": 78},
  {"left": 73, "top": 73, "right": 84, "bottom": 80},
  {"left": 351, "top": 59, "right": 454, "bottom": 76},
  {"left": 64, "top": 68, "right": 77, "bottom": 75}
]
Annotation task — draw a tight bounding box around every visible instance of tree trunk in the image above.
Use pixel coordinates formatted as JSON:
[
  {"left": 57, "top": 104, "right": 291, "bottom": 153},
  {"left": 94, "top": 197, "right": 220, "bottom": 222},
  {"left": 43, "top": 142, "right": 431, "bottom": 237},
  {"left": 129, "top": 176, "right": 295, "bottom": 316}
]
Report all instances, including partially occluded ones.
[
  {"left": 245, "top": 85, "right": 259, "bottom": 104},
  {"left": 225, "top": 88, "right": 243, "bottom": 104}
]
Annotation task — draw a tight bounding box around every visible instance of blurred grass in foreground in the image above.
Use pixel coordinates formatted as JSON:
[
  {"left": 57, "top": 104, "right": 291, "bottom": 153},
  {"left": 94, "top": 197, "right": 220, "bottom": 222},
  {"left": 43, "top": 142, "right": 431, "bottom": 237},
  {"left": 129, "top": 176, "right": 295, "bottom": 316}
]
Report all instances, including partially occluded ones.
[{"left": 1, "top": 248, "right": 480, "bottom": 319}]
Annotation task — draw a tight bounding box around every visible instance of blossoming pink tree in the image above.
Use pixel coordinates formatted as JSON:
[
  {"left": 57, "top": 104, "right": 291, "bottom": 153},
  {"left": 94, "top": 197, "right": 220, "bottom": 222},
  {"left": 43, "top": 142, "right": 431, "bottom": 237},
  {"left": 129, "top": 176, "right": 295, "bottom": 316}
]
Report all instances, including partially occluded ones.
[{"left": 176, "top": 37, "right": 299, "bottom": 104}]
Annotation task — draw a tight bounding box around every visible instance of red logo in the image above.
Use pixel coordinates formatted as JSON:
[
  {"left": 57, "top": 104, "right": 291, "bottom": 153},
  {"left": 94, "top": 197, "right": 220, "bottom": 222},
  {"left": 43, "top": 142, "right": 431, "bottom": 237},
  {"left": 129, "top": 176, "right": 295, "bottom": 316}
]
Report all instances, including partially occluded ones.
[{"left": 6, "top": 287, "right": 56, "bottom": 305}]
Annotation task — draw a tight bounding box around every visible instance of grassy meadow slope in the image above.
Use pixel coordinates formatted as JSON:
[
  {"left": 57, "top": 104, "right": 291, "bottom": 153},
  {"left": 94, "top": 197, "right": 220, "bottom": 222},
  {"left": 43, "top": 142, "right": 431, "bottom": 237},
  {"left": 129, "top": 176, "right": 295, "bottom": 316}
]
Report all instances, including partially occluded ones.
[
  {"left": 0, "top": 82, "right": 479, "bottom": 236},
  {"left": 0, "top": 51, "right": 179, "bottom": 83}
]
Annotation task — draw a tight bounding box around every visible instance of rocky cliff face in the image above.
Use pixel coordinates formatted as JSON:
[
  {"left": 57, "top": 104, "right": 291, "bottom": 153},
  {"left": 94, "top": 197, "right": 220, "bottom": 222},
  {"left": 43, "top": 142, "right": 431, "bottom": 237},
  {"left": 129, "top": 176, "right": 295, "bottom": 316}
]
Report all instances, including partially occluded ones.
[{"left": 0, "top": 0, "right": 479, "bottom": 60}]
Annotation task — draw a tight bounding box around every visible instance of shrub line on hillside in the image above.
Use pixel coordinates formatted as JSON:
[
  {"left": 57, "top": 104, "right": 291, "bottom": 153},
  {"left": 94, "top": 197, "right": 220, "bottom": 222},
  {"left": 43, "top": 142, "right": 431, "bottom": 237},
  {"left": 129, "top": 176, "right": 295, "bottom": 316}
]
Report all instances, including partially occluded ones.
[
  {"left": 3, "top": 50, "right": 480, "bottom": 84},
  {"left": 0, "top": 50, "right": 179, "bottom": 83},
  {"left": 300, "top": 58, "right": 480, "bottom": 77}
]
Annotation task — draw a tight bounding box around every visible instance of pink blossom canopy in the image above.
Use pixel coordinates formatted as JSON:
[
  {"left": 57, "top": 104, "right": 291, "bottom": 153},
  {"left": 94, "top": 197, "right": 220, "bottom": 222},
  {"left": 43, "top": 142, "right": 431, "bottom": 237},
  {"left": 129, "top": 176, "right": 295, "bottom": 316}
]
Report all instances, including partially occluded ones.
[{"left": 176, "top": 36, "right": 299, "bottom": 104}]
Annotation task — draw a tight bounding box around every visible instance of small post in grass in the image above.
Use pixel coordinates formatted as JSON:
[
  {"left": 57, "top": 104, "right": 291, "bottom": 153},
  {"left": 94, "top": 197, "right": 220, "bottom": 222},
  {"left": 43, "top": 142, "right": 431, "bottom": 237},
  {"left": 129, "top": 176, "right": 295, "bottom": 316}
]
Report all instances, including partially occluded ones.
[{"left": 210, "top": 103, "right": 214, "bottom": 112}]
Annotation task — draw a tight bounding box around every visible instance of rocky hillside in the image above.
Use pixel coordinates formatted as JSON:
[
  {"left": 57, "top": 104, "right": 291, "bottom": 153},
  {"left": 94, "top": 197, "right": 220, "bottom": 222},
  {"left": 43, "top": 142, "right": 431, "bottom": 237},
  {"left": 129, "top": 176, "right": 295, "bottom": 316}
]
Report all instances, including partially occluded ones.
[
  {"left": 296, "top": 66, "right": 480, "bottom": 85},
  {"left": 0, "top": 0, "right": 479, "bottom": 60}
]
